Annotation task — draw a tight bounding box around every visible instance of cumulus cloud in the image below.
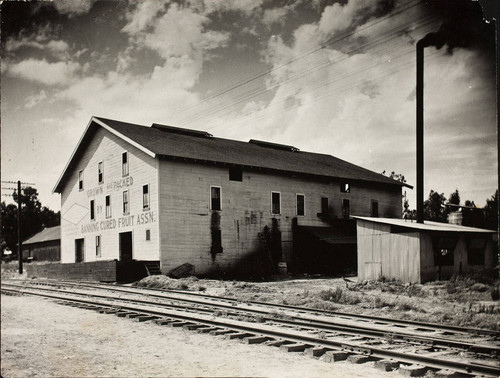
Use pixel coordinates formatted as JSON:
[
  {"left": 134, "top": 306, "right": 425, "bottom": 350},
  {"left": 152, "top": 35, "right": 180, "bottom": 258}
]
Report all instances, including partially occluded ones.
[
  {"left": 25, "top": 90, "right": 48, "bottom": 109},
  {"left": 263, "top": 8, "right": 289, "bottom": 27},
  {"left": 122, "top": 1, "right": 166, "bottom": 35},
  {"left": 7, "top": 59, "right": 80, "bottom": 85},
  {"left": 52, "top": 0, "right": 98, "bottom": 16}
]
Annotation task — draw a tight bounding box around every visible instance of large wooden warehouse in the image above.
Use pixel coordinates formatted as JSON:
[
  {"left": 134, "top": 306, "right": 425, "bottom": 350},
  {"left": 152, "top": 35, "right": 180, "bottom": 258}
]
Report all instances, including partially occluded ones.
[{"left": 52, "top": 116, "right": 408, "bottom": 277}]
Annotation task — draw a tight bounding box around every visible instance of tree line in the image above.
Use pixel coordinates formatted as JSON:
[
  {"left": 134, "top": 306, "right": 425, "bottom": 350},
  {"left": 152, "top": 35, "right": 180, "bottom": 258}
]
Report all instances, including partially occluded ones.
[
  {"left": 383, "top": 171, "right": 498, "bottom": 230},
  {"left": 1, "top": 187, "right": 60, "bottom": 253}
]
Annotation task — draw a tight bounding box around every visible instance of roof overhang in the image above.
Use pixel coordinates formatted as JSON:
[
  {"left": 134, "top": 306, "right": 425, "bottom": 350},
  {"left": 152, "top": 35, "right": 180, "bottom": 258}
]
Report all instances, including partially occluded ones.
[{"left": 53, "top": 117, "right": 156, "bottom": 194}]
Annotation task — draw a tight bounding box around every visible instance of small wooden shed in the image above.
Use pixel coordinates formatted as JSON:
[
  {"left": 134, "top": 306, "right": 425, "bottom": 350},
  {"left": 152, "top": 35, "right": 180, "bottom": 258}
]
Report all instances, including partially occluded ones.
[
  {"left": 355, "top": 217, "right": 497, "bottom": 283},
  {"left": 22, "top": 226, "right": 61, "bottom": 262}
]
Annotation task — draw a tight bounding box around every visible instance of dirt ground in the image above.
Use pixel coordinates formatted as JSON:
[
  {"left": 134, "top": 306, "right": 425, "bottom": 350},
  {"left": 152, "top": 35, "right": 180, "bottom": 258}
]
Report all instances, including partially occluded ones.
[
  {"left": 1, "top": 294, "right": 397, "bottom": 378},
  {"left": 135, "top": 273, "right": 500, "bottom": 331}
]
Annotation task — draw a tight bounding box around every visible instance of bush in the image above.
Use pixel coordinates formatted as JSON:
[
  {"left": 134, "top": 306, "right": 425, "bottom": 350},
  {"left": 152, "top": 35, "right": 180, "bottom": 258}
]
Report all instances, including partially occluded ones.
[{"left": 491, "top": 286, "right": 499, "bottom": 301}]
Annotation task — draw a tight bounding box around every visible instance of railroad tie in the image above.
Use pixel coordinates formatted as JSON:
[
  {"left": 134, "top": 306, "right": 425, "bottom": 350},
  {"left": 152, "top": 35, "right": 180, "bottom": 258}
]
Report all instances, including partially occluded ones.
[
  {"left": 243, "top": 336, "right": 270, "bottom": 344},
  {"left": 154, "top": 317, "right": 173, "bottom": 325},
  {"left": 304, "top": 346, "right": 329, "bottom": 357},
  {"left": 374, "top": 359, "right": 400, "bottom": 371},
  {"left": 347, "top": 354, "right": 376, "bottom": 364},
  {"left": 398, "top": 364, "right": 429, "bottom": 377},
  {"left": 323, "top": 350, "right": 350, "bottom": 363},
  {"left": 136, "top": 315, "right": 157, "bottom": 322},
  {"left": 210, "top": 329, "right": 233, "bottom": 336},
  {"left": 196, "top": 326, "right": 219, "bottom": 334},
  {"left": 183, "top": 323, "right": 204, "bottom": 331},
  {"left": 280, "top": 343, "right": 309, "bottom": 353},
  {"left": 264, "top": 339, "right": 290, "bottom": 347},
  {"left": 433, "top": 369, "right": 470, "bottom": 378},
  {"left": 224, "top": 332, "right": 254, "bottom": 340}
]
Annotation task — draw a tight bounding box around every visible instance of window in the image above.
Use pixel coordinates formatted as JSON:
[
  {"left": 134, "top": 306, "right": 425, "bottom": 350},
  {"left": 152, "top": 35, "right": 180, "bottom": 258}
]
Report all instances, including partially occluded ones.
[
  {"left": 342, "top": 198, "right": 350, "bottom": 219},
  {"left": 433, "top": 236, "right": 457, "bottom": 266},
  {"left": 210, "top": 186, "right": 221, "bottom": 211},
  {"left": 146, "top": 229, "right": 151, "bottom": 241},
  {"left": 321, "top": 197, "right": 329, "bottom": 214},
  {"left": 123, "top": 190, "right": 129, "bottom": 215},
  {"left": 371, "top": 200, "right": 379, "bottom": 217},
  {"left": 271, "top": 192, "right": 281, "bottom": 215},
  {"left": 78, "top": 170, "right": 84, "bottom": 191},
  {"left": 229, "top": 167, "right": 243, "bottom": 181},
  {"left": 98, "top": 161, "right": 103, "bottom": 183},
  {"left": 122, "top": 152, "right": 129, "bottom": 176},
  {"left": 341, "top": 182, "right": 350, "bottom": 193},
  {"left": 143, "top": 185, "right": 150, "bottom": 210},
  {"left": 296, "top": 194, "right": 305, "bottom": 216},
  {"left": 95, "top": 235, "right": 101, "bottom": 257},
  {"left": 90, "top": 200, "right": 95, "bottom": 220},
  {"left": 105, "top": 195, "right": 111, "bottom": 218}
]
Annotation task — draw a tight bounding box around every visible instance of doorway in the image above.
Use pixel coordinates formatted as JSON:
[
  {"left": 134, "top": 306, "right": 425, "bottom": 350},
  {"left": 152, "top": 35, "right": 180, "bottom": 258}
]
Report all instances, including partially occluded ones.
[
  {"left": 119, "top": 231, "right": 133, "bottom": 261},
  {"left": 75, "top": 238, "right": 85, "bottom": 262}
]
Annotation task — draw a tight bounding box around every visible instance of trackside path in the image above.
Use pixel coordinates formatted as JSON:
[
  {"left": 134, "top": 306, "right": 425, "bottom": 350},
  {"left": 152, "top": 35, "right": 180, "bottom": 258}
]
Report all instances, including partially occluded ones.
[{"left": 1, "top": 295, "right": 394, "bottom": 377}]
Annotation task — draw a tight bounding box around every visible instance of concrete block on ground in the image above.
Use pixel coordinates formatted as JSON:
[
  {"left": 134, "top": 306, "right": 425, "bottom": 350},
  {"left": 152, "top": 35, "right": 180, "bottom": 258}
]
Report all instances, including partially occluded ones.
[
  {"left": 347, "top": 354, "right": 374, "bottom": 364},
  {"left": 399, "top": 364, "right": 429, "bottom": 377},
  {"left": 374, "top": 359, "right": 400, "bottom": 371},
  {"left": 280, "top": 343, "right": 308, "bottom": 352},
  {"left": 305, "top": 347, "right": 329, "bottom": 357},
  {"left": 324, "top": 351, "right": 350, "bottom": 363}
]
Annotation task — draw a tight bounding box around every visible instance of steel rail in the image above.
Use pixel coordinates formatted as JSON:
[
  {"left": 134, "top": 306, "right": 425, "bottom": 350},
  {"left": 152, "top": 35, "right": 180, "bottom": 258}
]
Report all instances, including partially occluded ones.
[
  {"left": 2, "top": 285, "right": 499, "bottom": 377},
  {"left": 58, "top": 279, "right": 500, "bottom": 338},
  {"left": 3, "top": 282, "right": 499, "bottom": 355}
]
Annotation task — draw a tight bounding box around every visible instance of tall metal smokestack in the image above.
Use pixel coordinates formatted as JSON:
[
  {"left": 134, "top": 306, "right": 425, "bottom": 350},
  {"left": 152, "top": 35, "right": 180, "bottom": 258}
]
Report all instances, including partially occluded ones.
[
  {"left": 416, "top": 33, "right": 444, "bottom": 224},
  {"left": 416, "top": 41, "right": 424, "bottom": 224}
]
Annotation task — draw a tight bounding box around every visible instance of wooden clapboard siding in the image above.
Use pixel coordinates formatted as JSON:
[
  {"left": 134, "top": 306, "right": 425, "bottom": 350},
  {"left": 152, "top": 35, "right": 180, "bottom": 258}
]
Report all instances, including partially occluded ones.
[
  {"left": 357, "top": 219, "right": 421, "bottom": 283},
  {"left": 60, "top": 127, "right": 159, "bottom": 263},
  {"left": 159, "top": 160, "right": 402, "bottom": 275}
]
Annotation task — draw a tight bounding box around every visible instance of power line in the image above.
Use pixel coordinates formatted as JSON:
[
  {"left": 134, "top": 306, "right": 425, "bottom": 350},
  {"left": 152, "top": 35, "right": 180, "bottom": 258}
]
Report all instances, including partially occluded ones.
[{"left": 168, "top": 0, "right": 426, "bottom": 124}]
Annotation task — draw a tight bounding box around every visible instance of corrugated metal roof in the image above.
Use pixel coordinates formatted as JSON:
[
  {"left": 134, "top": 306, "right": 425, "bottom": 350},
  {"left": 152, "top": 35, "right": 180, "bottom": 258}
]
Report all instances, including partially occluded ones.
[
  {"left": 353, "top": 217, "right": 495, "bottom": 233},
  {"left": 54, "top": 116, "right": 412, "bottom": 193},
  {"left": 23, "top": 226, "right": 61, "bottom": 245}
]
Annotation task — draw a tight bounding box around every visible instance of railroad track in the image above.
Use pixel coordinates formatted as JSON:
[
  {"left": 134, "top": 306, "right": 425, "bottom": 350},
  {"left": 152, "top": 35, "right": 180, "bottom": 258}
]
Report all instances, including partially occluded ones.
[{"left": 2, "top": 279, "right": 499, "bottom": 377}]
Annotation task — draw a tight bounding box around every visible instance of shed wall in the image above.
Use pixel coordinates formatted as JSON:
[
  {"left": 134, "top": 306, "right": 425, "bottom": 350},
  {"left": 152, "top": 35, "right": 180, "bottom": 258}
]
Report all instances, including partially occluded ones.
[{"left": 357, "top": 220, "right": 421, "bottom": 283}]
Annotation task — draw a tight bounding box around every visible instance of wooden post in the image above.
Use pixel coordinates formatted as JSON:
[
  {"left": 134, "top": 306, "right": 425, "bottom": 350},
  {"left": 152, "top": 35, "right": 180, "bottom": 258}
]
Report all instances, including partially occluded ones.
[{"left": 416, "top": 42, "right": 424, "bottom": 224}]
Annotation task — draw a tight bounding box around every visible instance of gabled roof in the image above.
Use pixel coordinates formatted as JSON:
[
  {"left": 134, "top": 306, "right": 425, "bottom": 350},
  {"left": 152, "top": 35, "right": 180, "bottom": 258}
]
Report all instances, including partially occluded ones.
[
  {"left": 23, "top": 226, "right": 61, "bottom": 245},
  {"left": 53, "top": 116, "right": 412, "bottom": 193}
]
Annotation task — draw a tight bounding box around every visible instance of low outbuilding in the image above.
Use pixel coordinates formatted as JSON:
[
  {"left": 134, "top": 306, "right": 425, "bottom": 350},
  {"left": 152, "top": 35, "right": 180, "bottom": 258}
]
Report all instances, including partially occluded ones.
[
  {"left": 355, "top": 217, "right": 497, "bottom": 283},
  {"left": 22, "top": 226, "right": 61, "bottom": 262}
]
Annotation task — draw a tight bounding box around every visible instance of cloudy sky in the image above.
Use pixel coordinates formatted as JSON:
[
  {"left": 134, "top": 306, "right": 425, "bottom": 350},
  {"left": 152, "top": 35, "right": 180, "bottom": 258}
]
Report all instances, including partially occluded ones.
[{"left": 1, "top": 0, "right": 496, "bottom": 211}]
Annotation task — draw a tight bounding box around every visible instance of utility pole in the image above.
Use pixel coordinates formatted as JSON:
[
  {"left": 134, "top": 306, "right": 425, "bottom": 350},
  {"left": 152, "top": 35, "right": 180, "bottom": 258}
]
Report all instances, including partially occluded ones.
[
  {"left": 17, "top": 180, "right": 22, "bottom": 274},
  {"left": 1, "top": 180, "right": 35, "bottom": 274}
]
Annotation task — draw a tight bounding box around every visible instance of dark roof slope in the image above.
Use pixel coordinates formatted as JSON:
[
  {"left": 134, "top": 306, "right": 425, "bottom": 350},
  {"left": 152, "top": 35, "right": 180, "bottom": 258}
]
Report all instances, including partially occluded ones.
[
  {"left": 95, "top": 117, "right": 409, "bottom": 188},
  {"left": 23, "top": 226, "right": 61, "bottom": 245}
]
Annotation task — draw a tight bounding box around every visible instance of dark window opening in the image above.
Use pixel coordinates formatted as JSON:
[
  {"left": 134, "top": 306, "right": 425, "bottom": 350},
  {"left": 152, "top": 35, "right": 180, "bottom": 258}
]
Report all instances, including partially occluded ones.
[
  {"left": 98, "top": 161, "right": 103, "bottom": 183},
  {"left": 78, "top": 170, "right": 84, "bottom": 191},
  {"left": 433, "top": 236, "right": 457, "bottom": 266},
  {"left": 229, "top": 167, "right": 243, "bottom": 181},
  {"left": 341, "top": 182, "right": 350, "bottom": 193},
  {"left": 211, "top": 229, "right": 223, "bottom": 254},
  {"left": 467, "top": 238, "right": 486, "bottom": 266},
  {"left": 371, "top": 200, "right": 379, "bottom": 217},
  {"left": 95, "top": 235, "right": 101, "bottom": 257},
  {"left": 321, "top": 197, "right": 329, "bottom": 214},
  {"left": 75, "top": 238, "right": 84, "bottom": 263},
  {"left": 123, "top": 190, "right": 129, "bottom": 214},
  {"left": 296, "top": 194, "right": 305, "bottom": 216},
  {"left": 105, "top": 195, "right": 111, "bottom": 218},
  {"left": 146, "top": 229, "right": 151, "bottom": 241},
  {"left": 122, "top": 152, "right": 129, "bottom": 176},
  {"left": 90, "top": 200, "right": 95, "bottom": 220},
  {"left": 272, "top": 192, "right": 281, "bottom": 214},
  {"left": 143, "top": 184, "right": 150, "bottom": 210},
  {"left": 342, "top": 199, "right": 350, "bottom": 219},
  {"left": 211, "top": 186, "right": 221, "bottom": 211}
]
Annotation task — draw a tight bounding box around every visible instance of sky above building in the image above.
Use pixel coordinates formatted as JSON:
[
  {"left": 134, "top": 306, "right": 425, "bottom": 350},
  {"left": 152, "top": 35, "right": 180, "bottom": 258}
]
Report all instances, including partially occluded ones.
[{"left": 1, "top": 0, "right": 496, "bottom": 211}]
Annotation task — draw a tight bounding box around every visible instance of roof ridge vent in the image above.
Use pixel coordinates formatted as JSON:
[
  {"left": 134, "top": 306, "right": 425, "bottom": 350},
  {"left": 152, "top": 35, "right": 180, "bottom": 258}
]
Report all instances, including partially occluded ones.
[
  {"left": 151, "top": 123, "right": 213, "bottom": 138},
  {"left": 249, "top": 139, "right": 299, "bottom": 152}
]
